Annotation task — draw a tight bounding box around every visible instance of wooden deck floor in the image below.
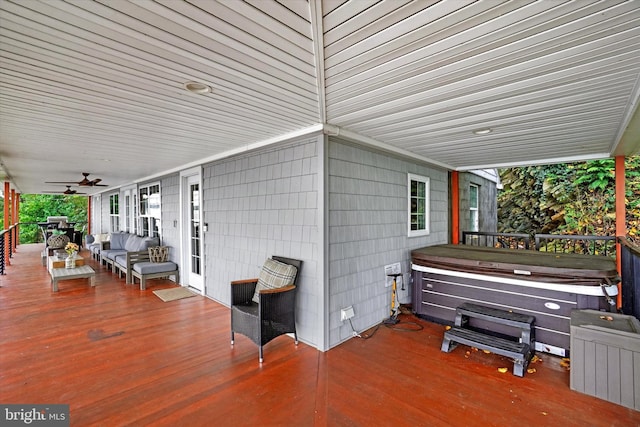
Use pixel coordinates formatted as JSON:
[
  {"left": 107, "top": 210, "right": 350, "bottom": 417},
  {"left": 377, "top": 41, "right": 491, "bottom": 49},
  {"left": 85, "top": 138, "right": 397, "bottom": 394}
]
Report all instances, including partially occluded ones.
[{"left": 1, "top": 244, "right": 638, "bottom": 426}]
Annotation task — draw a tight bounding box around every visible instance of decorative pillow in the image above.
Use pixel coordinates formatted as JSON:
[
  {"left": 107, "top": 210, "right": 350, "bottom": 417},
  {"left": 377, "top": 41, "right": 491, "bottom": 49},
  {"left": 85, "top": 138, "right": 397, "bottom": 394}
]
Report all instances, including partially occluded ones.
[
  {"left": 252, "top": 258, "right": 298, "bottom": 303},
  {"left": 149, "top": 246, "right": 169, "bottom": 263},
  {"left": 93, "top": 234, "right": 103, "bottom": 243}
]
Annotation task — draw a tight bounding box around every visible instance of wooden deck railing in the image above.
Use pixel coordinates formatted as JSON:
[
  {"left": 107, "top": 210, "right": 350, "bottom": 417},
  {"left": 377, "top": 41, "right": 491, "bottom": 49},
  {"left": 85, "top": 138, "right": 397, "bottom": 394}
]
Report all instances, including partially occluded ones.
[
  {"left": 0, "top": 224, "right": 18, "bottom": 275},
  {"left": 534, "top": 233, "right": 617, "bottom": 256},
  {"left": 462, "top": 231, "right": 617, "bottom": 257},
  {"left": 462, "top": 231, "right": 531, "bottom": 249}
]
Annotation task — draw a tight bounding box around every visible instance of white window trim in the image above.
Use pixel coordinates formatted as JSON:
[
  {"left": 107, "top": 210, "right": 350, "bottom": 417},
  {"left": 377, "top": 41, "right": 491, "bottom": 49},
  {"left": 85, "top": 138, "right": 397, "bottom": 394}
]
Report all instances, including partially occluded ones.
[
  {"left": 139, "top": 181, "right": 162, "bottom": 238},
  {"left": 109, "top": 193, "right": 120, "bottom": 233},
  {"left": 407, "top": 173, "right": 430, "bottom": 237},
  {"left": 470, "top": 184, "right": 479, "bottom": 232}
]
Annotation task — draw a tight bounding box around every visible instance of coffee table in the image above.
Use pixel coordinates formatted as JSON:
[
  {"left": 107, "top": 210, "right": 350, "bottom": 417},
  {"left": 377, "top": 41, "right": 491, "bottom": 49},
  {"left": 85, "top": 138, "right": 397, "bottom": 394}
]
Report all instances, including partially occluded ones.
[
  {"left": 50, "top": 265, "right": 96, "bottom": 292},
  {"left": 48, "top": 255, "right": 85, "bottom": 273}
]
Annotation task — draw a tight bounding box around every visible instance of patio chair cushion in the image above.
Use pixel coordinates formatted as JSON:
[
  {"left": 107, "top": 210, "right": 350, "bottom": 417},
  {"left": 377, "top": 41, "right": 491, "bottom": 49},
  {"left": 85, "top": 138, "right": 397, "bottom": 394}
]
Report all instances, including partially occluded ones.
[
  {"left": 252, "top": 258, "right": 298, "bottom": 303},
  {"left": 133, "top": 261, "right": 178, "bottom": 275}
]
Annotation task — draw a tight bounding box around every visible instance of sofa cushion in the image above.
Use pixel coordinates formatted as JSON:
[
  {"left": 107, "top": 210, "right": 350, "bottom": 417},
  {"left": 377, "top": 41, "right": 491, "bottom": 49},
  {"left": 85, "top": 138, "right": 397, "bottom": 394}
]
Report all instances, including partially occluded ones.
[
  {"left": 252, "top": 258, "right": 298, "bottom": 303},
  {"left": 109, "top": 232, "right": 131, "bottom": 250},
  {"left": 101, "top": 249, "right": 127, "bottom": 261},
  {"left": 114, "top": 254, "right": 127, "bottom": 268},
  {"left": 124, "top": 236, "right": 160, "bottom": 252},
  {"left": 133, "top": 261, "right": 178, "bottom": 275}
]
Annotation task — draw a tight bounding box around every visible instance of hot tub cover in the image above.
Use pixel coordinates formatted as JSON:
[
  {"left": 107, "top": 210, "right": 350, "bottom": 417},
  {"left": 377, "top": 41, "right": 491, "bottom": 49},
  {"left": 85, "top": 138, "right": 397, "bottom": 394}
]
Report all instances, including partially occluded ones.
[{"left": 411, "top": 244, "right": 619, "bottom": 285}]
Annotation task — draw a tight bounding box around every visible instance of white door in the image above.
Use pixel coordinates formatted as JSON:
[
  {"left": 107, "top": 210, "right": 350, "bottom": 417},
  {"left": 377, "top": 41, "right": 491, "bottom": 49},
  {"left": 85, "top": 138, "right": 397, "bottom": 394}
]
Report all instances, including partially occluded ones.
[{"left": 182, "top": 173, "right": 204, "bottom": 293}]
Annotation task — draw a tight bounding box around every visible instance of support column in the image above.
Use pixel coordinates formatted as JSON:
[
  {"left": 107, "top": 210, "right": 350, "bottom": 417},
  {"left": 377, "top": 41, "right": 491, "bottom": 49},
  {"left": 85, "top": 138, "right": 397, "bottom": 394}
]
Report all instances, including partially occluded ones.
[
  {"left": 615, "top": 156, "right": 626, "bottom": 309},
  {"left": 451, "top": 171, "right": 460, "bottom": 244},
  {"left": 11, "top": 189, "right": 18, "bottom": 249},
  {"left": 15, "top": 193, "right": 19, "bottom": 246}
]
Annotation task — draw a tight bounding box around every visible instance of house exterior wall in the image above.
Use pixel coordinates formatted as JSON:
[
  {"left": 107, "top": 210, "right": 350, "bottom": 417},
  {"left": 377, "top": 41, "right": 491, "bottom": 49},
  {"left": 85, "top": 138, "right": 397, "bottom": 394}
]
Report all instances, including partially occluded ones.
[
  {"left": 87, "top": 137, "right": 498, "bottom": 353},
  {"left": 201, "top": 136, "right": 322, "bottom": 349},
  {"left": 458, "top": 172, "right": 498, "bottom": 237},
  {"left": 327, "top": 139, "right": 448, "bottom": 347},
  {"left": 157, "top": 175, "right": 180, "bottom": 260}
]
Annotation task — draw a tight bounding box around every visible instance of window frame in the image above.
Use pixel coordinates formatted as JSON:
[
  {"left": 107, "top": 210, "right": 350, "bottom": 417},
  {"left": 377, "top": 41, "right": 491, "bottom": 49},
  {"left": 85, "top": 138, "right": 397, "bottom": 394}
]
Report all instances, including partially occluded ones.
[
  {"left": 138, "top": 182, "right": 161, "bottom": 238},
  {"left": 469, "top": 183, "right": 479, "bottom": 232},
  {"left": 407, "top": 173, "right": 430, "bottom": 237},
  {"left": 109, "top": 193, "right": 120, "bottom": 233}
]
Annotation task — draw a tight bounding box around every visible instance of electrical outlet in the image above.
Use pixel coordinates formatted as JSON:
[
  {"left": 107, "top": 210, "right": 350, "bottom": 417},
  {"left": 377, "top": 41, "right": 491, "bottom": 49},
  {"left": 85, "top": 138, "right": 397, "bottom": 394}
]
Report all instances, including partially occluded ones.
[
  {"left": 341, "top": 306, "right": 355, "bottom": 321},
  {"left": 384, "top": 262, "right": 402, "bottom": 287}
]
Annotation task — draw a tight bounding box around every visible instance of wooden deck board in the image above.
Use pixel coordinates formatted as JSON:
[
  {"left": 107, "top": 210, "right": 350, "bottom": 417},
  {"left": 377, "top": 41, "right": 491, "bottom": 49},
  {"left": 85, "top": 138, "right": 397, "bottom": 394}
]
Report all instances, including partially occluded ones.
[{"left": 1, "top": 244, "right": 639, "bottom": 426}]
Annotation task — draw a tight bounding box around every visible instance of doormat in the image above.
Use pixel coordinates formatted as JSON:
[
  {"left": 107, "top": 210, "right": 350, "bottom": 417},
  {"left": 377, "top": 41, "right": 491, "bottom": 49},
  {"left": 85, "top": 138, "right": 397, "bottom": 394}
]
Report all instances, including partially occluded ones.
[{"left": 153, "top": 287, "right": 197, "bottom": 302}]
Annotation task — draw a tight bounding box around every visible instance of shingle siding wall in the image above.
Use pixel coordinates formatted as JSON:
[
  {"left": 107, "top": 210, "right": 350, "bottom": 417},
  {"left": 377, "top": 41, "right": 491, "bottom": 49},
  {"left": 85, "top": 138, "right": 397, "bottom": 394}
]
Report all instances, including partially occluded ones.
[
  {"left": 202, "top": 137, "right": 321, "bottom": 348},
  {"left": 328, "top": 139, "right": 448, "bottom": 347},
  {"left": 157, "top": 175, "right": 180, "bottom": 262},
  {"left": 458, "top": 172, "right": 498, "bottom": 237}
]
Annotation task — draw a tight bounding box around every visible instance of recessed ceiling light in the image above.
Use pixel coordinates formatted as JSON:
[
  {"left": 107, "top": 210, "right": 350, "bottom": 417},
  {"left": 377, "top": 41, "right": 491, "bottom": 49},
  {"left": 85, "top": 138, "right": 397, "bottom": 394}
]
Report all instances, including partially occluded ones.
[
  {"left": 473, "top": 128, "right": 493, "bottom": 135},
  {"left": 183, "top": 81, "right": 212, "bottom": 94}
]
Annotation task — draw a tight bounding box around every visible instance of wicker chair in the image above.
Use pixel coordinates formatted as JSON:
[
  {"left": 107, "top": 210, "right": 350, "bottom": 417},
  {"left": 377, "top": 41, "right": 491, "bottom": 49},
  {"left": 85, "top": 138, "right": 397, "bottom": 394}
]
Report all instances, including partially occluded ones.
[{"left": 230, "top": 256, "right": 302, "bottom": 363}]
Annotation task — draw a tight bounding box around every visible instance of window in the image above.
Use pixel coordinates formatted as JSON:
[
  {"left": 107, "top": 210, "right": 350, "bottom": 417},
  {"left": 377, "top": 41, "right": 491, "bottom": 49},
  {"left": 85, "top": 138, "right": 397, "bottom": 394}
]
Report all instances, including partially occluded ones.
[
  {"left": 469, "top": 184, "right": 479, "bottom": 232},
  {"left": 124, "top": 193, "right": 131, "bottom": 233},
  {"left": 408, "top": 173, "right": 430, "bottom": 237},
  {"left": 109, "top": 194, "right": 120, "bottom": 232},
  {"left": 139, "top": 183, "right": 161, "bottom": 238},
  {"left": 122, "top": 186, "right": 138, "bottom": 234}
]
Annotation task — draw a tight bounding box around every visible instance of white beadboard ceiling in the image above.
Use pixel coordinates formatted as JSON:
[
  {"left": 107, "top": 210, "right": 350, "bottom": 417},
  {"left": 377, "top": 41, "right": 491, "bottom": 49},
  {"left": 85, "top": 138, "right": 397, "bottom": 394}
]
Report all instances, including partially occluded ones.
[{"left": 1, "top": 0, "right": 639, "bottom": 195}]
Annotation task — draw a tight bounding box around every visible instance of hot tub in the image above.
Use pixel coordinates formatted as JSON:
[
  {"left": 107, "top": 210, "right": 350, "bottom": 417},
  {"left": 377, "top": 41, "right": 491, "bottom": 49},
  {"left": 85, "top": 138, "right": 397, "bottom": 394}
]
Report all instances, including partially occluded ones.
[{"left": 411, "top": 244, "right": 619, "bottom": 356}]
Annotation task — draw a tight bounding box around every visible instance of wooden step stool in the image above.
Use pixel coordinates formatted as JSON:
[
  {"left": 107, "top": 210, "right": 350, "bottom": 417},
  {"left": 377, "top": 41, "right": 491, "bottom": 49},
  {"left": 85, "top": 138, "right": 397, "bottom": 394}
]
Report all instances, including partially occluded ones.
[{"left": 441, "top": 303, "right": 536, "bottom": 377}]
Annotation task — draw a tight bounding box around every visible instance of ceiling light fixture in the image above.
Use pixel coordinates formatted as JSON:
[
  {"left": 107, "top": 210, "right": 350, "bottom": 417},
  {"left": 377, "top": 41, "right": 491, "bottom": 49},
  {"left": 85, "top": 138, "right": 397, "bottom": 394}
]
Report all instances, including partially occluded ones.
[
  {"left": 473, "top": 128, "right": 493, "bottom": 135},
  {"left": 183, "top": 81, "right": 212, "bottom": 94}
]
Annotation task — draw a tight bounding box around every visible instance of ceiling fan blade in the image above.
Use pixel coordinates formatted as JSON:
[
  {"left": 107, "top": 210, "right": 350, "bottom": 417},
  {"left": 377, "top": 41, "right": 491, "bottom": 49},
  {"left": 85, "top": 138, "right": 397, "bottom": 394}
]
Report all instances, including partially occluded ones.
[
  {"left": 45, "top": 173, "right": 106, "bottom": 188},
  {"left": 43, "top": 185, "right": 86, "bottom": 195}
]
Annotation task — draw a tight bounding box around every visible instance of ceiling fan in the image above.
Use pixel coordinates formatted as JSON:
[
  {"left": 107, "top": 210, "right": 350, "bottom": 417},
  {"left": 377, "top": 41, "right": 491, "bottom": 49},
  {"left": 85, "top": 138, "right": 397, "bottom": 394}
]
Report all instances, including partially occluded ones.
[
  {"left": 43, "top": 186, "right": 87, "bottom": 195},
  {"left": 45, "top": 172, "right": 107, "bottom": 187}
]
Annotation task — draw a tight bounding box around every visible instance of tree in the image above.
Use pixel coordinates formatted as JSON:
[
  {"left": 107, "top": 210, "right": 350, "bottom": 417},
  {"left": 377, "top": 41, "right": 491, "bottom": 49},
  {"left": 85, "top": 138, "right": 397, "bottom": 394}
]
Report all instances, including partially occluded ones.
[
  {"left": 498, "top": 157, "right": 640, "bottom": 240},
  {"left": 19, "top": 195, "right": 87, "bottom": 243}
]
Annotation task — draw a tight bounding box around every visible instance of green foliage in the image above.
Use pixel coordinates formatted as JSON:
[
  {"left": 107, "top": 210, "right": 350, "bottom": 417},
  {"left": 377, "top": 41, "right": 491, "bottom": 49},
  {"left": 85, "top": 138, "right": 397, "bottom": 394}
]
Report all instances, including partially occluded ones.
[
  {"left": 498, "top": 156, "right": 640, "bottom": 239},
  {"left": 19, "top": 195, "right": 87, "bottom": 243}
]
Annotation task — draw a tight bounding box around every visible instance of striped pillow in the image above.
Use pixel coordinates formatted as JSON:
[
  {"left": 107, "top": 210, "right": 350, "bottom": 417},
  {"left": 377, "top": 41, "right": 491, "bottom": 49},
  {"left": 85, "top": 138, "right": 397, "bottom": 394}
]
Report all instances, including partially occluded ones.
[{"left": 252, "top": 258, "right": 298, "bottom": 303}]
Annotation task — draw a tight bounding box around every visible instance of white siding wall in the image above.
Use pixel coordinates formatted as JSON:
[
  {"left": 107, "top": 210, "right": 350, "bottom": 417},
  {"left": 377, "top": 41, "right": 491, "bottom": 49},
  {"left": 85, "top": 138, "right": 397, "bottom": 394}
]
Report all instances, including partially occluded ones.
[
  {"left": 458, "top": 172, "right": 498, "bottom": 237},
  {"left": 90, "top": 136, "right": 454, "bottom": 352},
  {"left": 202, "top": 137, "right": 321, "bottom": 349},
  {"left": 158, "top": 175, "right": 180, "bottom": 262},
  {"left": 327, "top": 139, "right": 448, "bottom": 347}
]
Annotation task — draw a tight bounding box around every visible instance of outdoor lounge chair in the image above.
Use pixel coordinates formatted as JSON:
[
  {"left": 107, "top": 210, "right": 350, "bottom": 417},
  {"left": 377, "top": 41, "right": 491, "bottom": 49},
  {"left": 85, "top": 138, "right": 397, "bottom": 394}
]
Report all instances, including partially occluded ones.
[{"left": 230, "top": 256, "right": 302, "bottom": 363}]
